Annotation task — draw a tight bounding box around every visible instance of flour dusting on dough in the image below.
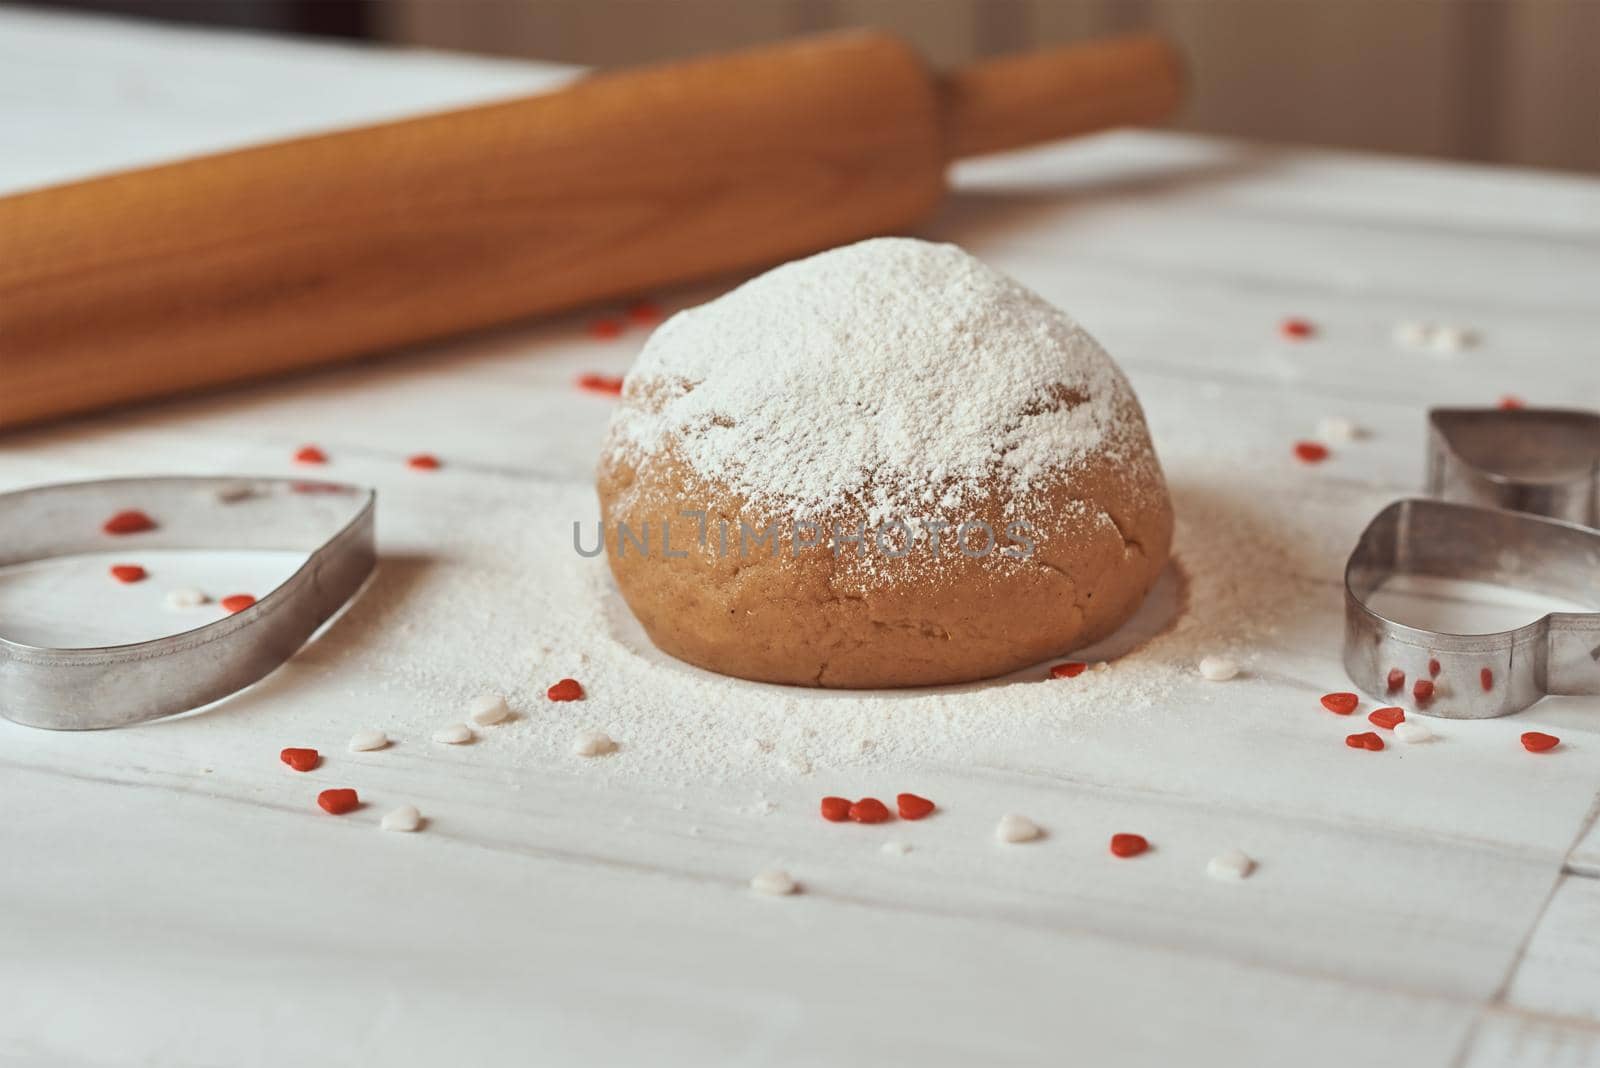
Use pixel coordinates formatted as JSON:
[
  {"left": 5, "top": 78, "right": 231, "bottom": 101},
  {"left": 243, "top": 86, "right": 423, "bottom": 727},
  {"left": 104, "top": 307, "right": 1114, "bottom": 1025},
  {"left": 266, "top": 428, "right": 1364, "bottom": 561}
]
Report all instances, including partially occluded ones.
[{"left": 608, "top": 238, "right": 1151, "bottom": 528}]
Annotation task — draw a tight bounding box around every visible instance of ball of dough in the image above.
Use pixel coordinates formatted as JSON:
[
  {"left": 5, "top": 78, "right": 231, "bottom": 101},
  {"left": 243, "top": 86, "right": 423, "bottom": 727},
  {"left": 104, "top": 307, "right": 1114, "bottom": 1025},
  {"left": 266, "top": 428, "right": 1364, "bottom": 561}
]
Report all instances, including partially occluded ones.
[{"left": 597, "top": 238, "right": 1172, "bottom": 688}]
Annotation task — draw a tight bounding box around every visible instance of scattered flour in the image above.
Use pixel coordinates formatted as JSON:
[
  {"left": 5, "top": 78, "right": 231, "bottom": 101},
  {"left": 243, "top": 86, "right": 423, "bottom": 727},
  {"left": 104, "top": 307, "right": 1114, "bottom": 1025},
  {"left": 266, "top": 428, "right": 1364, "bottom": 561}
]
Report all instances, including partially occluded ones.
[
  {"left": 282, "top": 247, "right": 1375, "bottom": 787},
  {"left": 283, "top": 429, "right": 1363, "bottom": 788},
  {"left": 290, "top": 437, "right": 1359, "bottom": 783}
]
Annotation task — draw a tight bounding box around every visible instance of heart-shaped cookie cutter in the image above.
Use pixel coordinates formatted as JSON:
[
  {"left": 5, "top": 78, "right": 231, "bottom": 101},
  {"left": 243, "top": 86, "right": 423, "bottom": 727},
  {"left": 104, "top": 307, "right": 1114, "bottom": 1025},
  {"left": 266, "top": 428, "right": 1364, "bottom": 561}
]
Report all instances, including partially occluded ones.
[
  {"left": 1344, "top": 408, "right": 1600, "bottom": 718},
  {"left": 0, "top": 476, "right": 375, "bottom": 730}
]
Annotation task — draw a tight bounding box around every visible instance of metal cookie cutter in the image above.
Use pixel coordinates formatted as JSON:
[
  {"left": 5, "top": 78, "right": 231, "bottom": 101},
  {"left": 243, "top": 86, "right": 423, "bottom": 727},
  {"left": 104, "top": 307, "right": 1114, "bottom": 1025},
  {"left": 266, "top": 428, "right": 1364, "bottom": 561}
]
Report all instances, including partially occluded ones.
[
  {"left": 0, "top": 476, "right": 375, "bottom": 730},
  {"left": 1344, "top": 408, "right": 1600, "bottom": 718}
]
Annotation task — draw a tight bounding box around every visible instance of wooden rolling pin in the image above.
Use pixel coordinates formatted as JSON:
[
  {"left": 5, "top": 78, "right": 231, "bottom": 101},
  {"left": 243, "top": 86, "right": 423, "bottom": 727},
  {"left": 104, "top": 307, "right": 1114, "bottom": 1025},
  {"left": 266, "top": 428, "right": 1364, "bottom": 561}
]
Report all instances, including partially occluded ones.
[{"left": 0, "top": 31, "right": 1183, "bottom": 430}]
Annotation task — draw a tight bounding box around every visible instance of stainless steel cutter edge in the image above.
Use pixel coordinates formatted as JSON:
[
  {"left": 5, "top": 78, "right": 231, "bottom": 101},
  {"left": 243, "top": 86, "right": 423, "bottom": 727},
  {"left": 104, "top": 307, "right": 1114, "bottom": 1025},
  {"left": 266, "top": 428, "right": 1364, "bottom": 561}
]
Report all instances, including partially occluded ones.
[
  {"left": 1344, "top": 497, "right": 1600, "bottom": 718},
  {"left": 1343, "top": 405, "right": 1600, "bottom": 718},
  {"left": 0, "top": 476, "right": 376, "bottom": 730}
]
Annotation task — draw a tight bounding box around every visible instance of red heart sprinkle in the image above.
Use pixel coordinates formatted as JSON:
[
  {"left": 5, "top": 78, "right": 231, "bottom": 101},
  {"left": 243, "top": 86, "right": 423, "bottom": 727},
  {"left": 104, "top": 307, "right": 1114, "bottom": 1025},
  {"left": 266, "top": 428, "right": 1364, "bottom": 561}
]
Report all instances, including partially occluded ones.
[
  {"left": 848, "top": 798, "right": 891, "bottom": 824},
  {"left": 1109, "top": 833, "right": 1149, "bottom": 858},
  {"left": 1281, "top": 318, "right": 1314, "bottom": 339},
  {"left": 1368, "top": 707, "right": 1405, "bottom": 730},
  {"left": 1321, "top": 692, "right": 1358, "bottom": 715},
  {"left": 220, "top": 593, "right": 256, "bottom": 614},
  {"left": 547, "top": 678, "right": 584, "bottom": 701},
  {"left": 1521, "top": 732, "right": 1560, "bottom": 753},
  {"left": 1051, "top": 661, "right": 1087, "bottom": 679},
  {"left": 110, "top": 564, "right": 147, "bottom": 583},
  {"left": 587, "top": 318, "right": 623, "bottom": 340},
  {"left": 820, "top": 796, "right": 851, "bottom": 822},
  {"left": 317, "top": 788, "right": 359, "bottom": 814},
  {"left": 1386, "top": 668, "right": 1405, "bottom": 693},
  {"left": 294, "top": 445, "right": 328, "bottom": 464},
  {"left": 1480, "top": 667, "right": 1494, "bottom": 691},
  {"left": 407, "top": 453, "right": 441, "bottom": 470},
  {"left": 1498, "top": 395, "right": 1525, "bottom": 410},
  {"left": 1412, "top": 679, "right": 1435, "bottom": 704},
  {"left": 896, "top": 793, "right": 935, "bottom": 820},
  {"left": 627, "top": 299, "right": 663, "bottom": 324},
  {"left": 1428, "top": 658, "right": 1441, "bottom": 677},
  {"left": 1294, "top": 441, "right": 1329, "bottom": 463},
  {"left": 577, "top": 373, "right": 624, "bottom": 395},
  {"left": 280, "top": 747, "right": 319, "bottom": 772},
  {"left": 103, "top": 509, "right": 156, "bottom": 535},
  {"left": 1346, "top": 731, "right": 1385, "bottom": 751}
]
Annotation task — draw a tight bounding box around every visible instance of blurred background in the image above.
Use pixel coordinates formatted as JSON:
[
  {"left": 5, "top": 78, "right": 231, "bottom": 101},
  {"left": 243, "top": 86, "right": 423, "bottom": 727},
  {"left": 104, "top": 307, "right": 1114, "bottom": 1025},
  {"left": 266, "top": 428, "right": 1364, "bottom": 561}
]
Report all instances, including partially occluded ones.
[{"left": 19, "top": 0, "right": 1600, "bottom": 174}]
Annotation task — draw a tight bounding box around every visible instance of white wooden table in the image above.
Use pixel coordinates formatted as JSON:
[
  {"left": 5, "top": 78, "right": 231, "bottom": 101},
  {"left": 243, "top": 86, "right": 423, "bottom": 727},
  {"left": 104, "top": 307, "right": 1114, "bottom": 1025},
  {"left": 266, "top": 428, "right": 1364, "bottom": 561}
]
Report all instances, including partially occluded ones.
[{"left": 3, "top": 9, "right": 1599, "bottom": 1067}]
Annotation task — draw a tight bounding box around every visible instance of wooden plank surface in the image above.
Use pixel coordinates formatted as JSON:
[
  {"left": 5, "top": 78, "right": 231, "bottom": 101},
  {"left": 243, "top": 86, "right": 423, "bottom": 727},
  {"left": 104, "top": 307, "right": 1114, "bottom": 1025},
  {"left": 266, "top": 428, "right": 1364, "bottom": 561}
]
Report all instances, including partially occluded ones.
[{"left": 1, "top": 9, "right": 1597, "bottom": 1067}]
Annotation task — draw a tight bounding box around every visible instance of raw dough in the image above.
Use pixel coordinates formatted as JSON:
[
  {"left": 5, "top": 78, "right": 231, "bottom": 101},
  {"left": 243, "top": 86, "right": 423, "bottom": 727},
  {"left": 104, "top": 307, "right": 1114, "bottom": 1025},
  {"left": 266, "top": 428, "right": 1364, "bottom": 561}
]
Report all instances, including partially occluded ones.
[{"left": 598, "top": 238, "right": 1173, "bottom": 688}]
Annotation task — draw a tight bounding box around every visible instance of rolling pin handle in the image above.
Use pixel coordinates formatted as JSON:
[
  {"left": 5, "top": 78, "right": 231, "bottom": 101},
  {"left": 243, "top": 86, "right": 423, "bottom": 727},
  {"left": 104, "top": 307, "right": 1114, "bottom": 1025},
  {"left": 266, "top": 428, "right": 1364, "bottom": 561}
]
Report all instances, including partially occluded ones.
[{"left": 940, "top": 33, "right": 1186, "bottom": 161}]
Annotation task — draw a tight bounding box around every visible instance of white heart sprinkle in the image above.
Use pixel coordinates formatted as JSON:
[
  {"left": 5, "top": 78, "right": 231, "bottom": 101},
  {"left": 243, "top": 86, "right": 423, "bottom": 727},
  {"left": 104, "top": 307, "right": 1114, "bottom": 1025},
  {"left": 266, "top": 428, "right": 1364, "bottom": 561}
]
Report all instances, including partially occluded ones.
[
  {"left": 1428, "top": 325, "right": 1473, "bottom": 353},
  {"left": 1394, "top": 720, "right": 1433, "bottom": 744},
  {"left": 749, "top": 868, "right": 798, "bottom": 895},
  {"left": 381, "top": 805, "right": 421, "bottom": 832},
  {"left": 881, "top": 840, "right": 913, "bottom": 856},
  {"left": 432, "top": 723, "right": 472, "bottom": 745},
  {"left": 995, "top": 813, "right": 1041, "bottom": 843},
  {"left": 572, "top": 729, "right": 618, "bottom": 757},
  {"left": 348, "top": 729, "right": 387, "bottom": 752},
  {"left": 1207, "top": 848, "right": 1255, "bottom": 881},
  {"left": 1316, "top": 416, "right": 1360, "bottom": 444},
  {"left": 164, "top": 587, "right": 210, "bottom": 610},
  {"left": 1392, "top": 321, "right": 1433, "bottom": 350},
  {"left": 1197, "top": 656, "right": 1239, "bottom": 682},
  {"left": 468, "top": 693, "right": 511, "bottom": 726}
]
